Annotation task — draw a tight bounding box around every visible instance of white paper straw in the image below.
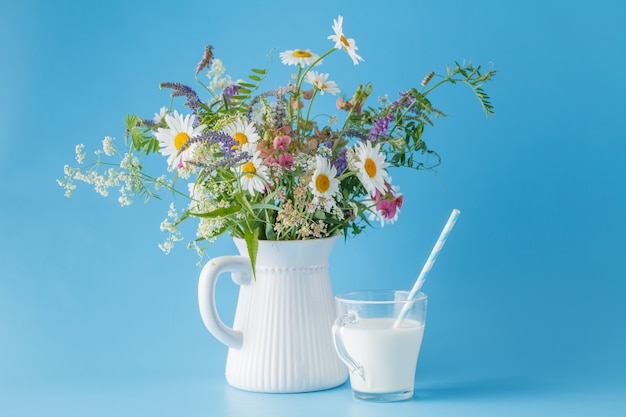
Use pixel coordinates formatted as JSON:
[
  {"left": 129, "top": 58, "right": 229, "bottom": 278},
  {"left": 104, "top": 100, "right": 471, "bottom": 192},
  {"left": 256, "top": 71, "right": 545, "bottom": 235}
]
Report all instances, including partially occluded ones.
[{"left": 393, "top": 209, "right": 461, "bottom": 328}]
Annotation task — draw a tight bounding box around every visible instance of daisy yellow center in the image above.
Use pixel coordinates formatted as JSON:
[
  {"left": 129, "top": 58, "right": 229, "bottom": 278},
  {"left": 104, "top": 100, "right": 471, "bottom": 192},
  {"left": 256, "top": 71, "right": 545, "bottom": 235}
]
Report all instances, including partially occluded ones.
[
  {"left": 174, "top": 132, "right": 190, "bottom": 150},
  {"left": 340, "top": 34, "right": 350, "bottom": 48},
  {"left": 234, "top": 132, "right": 248, "bottom": 145},
  {"left": 364, "top": 158, "right": 377, "bottom": 178},
  {"left": 315, "top": 174, "right": 331, "bottom": 193},
  {"left": 242, "top": 161, "right": 256, "bottom": 178},
  {"left": 294, "top": 50, "right": 313, "bottom": 58}
]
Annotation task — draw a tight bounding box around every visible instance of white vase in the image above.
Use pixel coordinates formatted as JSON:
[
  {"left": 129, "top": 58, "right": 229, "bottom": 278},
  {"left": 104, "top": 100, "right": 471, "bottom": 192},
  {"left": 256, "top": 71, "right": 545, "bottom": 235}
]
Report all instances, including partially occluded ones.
[{"left": 198, "top": 236, "right": 348, "bottom": 393}]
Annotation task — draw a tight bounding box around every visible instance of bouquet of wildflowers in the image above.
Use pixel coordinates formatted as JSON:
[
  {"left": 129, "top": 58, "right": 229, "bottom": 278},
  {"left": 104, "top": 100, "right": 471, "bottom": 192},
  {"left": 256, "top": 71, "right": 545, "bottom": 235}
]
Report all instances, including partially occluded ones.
[{"left": 59, "top": 15, "right": 495, "bottom": 267}]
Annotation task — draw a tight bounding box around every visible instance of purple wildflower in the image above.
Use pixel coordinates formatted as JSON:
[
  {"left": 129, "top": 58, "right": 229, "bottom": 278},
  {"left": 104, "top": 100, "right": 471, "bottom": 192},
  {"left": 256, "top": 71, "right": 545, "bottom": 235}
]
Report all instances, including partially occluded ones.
[
  {"left": 319, "top": 139, "right": 347, "bottom": 174},
  {"left": 178, "top": 130, "right": 238, "bottom": 157},
  {"left": 223, "top": 83, "right": 241, "bottom": 101},
  {"left": 390, "top": 91, "right": 415, "bottom": 110},
  {"left": 140, "top": 118, "right": 157, "bottom": 128},
  {"left": 368, "top": 113, "right": 394, "bottom": 141},
  {"left": 160, "top": 82, "right": 202, "bottom": 113},
  {"left": 333, "top": 149, "right": 348, "bottom": 174},
  {"left": 273, "top": 89, "right": 288, "bottom": 129},
  {"left": 343, "top": 128, "right": 369, "bottom": 142},
  {"left": 189, "top": 152, "right": 249, "bottom": 172},
  {"left": 195, "top": 45, "right": 214, "bottom": 75}
]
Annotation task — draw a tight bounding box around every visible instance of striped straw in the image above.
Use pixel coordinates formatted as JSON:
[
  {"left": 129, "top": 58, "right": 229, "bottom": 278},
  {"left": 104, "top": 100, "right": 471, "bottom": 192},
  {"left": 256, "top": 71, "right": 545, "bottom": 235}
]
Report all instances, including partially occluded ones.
[{"left": 393, "top": 209, "right": 461, "bottom": 328}]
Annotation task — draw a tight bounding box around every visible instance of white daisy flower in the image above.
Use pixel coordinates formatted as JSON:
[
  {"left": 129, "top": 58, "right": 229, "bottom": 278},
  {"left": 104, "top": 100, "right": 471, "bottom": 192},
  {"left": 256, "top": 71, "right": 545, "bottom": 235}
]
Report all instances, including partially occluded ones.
[
  {"left": 352, "top": 141, "right": 390, "bottom": 196},
  {"left": 279, "top": 49, "right": 320, "bottom": 67},
  {"left": 239, "top": 142, "right": 258, "bottom": 157},
  {"left": 153, "top": 106, "right": 168, "bottom": 124},
  {"left": 305, "top": 71, "right": 340, "bottom": 95},
  {"left": 222, "top": 118, "right": 260, "bottom": 148},
  {"left": 236, "top": 150, "right": 269, "bottom": 196},
  {"left": 327, "top": 15, "right": 364, "bottom": 65},
  {"left": 309, "top": 155, "right": 340, "bottom": 211},
  {"left": 188, "top": 182, "right": 203, "bottom": 211},
  {"left": 155, "top": 110, "right": 206, "bottom": 168}
]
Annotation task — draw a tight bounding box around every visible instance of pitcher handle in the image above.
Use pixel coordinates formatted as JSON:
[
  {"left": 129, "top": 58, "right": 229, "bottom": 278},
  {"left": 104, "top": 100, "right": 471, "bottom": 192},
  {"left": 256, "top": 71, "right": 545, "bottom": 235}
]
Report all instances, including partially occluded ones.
[
  {"left": 198, "top": 255, "right": 253, "bottom": 349},
  {"left": 332, "top": 312, "right": 365, "bottom": 381}
]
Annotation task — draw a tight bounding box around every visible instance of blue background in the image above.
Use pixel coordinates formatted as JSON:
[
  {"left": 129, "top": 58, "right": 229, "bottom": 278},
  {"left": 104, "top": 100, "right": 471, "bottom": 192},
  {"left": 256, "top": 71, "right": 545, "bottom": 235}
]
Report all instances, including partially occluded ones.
[{"left": 1, "top": 0, "right": 625, "bottom": 416}]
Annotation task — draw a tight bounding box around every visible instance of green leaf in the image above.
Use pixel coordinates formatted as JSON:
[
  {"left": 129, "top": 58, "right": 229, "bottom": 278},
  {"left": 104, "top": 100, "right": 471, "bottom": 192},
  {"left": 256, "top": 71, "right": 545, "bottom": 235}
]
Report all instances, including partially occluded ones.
[
  {"left": 250, "top": 203, "right": 280, "bottom": 211},
  {"left": 234, "top": 192, "right": 254, "bottom": 214},
  {"left": 244, "top": 228, "right": 259, "bottom": 279},
  {"left": 313, "top": 209, "right": 326, "bottom": 220},
  {"left": 189, "top": 204, "right": 242, "bottom": 218},
  {"left": 125, "top": 114, "right": 139, "bottom": 130},
  {"left": 264, "top": 221, "right": 276, "bottom": 240}
]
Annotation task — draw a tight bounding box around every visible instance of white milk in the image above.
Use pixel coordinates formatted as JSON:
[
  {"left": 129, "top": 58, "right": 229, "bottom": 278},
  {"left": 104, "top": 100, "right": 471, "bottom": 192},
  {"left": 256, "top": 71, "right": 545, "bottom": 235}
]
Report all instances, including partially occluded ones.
[{"left": 341, "top": 317, "right": 424, "bottom": 393}]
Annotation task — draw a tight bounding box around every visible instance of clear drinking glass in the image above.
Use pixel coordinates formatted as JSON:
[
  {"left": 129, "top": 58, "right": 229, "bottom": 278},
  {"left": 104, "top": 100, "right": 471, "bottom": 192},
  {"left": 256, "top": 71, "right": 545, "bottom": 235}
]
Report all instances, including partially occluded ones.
[{"left": 332, "top": 290, "right": 427, "bottom": 402}]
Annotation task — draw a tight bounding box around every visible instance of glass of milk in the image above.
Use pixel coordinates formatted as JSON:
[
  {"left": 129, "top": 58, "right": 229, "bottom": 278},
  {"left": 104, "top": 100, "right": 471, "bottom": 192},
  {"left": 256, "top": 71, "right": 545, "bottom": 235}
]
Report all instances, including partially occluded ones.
[{"left": 332, "top": 289, "right": 427, "bottom": 401}]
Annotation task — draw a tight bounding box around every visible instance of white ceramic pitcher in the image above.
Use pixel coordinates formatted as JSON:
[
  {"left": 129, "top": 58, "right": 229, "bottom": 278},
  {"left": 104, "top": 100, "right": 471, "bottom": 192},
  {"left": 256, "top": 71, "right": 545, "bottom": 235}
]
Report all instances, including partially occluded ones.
[{"left": 198, "top": 236, "right": 348, "bottom": 393}]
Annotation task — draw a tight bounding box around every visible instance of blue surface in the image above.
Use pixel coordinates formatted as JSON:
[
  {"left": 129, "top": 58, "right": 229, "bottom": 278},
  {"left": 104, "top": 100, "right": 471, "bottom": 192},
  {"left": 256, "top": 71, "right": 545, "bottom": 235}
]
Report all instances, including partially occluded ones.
[{"left": 2, "top": 0, "right": 626, "bottom": 415}]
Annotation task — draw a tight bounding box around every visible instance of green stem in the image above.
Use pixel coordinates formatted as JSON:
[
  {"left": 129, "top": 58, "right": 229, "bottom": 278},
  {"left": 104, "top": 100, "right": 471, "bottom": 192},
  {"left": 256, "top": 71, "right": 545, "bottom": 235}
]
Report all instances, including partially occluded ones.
[
  {"left": 422, "top": 76, "right": 451, "bottom": 97},
  {"left": 336, "top": 83, "right": 370, "bottom": 139},
  {"left": 293, "top": 48, "right": 336, "bottom": 135},
  {"left": 195, "top": 73, "right": 219, "bottom": 101},
  {"left": 303, "top": 90, "right": 319, "bottom": 130},
  {"left": 291, "top": 66, "right": 302, "bottom": 129}
]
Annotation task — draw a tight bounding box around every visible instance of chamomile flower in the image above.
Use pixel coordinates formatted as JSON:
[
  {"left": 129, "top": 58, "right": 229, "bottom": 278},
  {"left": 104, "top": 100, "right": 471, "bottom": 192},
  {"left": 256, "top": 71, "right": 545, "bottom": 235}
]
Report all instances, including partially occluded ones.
[
  {"left": 352, "top": 141, "right": 390, "bottom": 196},
  {"left": 236, "top": 150, "right": 269, "bottom": 196},
  {"left": 222, "top": 118, "right": 260, "bottom": 148},
  {"left": 279, "top": 49, "right": 320, "bottom": 67},
  {"left": 309, "top": 155, "right": 340, "bottom": 211},
  {"left": 305, "top": 71, "right": 340, "bottom": 95},
  {"left": 155, "top": 110, "right": 206, "bottom": 168},
  {"left": 327, "top": 15, "right": 364, "bottom": 65},
  {"left": 153, "top": 107, "right": 168, "bottom": 124}
]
